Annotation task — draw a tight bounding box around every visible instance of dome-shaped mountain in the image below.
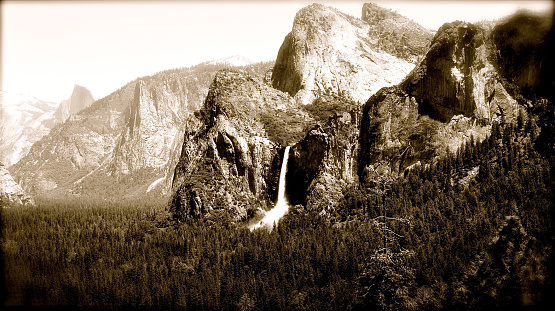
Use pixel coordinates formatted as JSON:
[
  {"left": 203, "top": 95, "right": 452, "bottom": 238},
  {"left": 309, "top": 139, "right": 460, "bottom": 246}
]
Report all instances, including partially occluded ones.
[
  {"left": 272, "top": 3, "right": 429, "bottom": 105},
  {"left": 55, "top": 84, "right": 95, "bottom": 122}
]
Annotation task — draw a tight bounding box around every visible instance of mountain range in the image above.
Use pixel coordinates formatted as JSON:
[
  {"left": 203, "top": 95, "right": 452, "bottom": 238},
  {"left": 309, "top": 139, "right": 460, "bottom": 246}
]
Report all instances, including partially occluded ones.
[
  {"left": 0, "top": 85, "right": 94, "bottom": 167},
  {"left": 8, "top": 61, "right": 273, "bottom": 200},
  {"left": 6, "top": 3, "right": 552, "bottom": 209},
  {"left": 170, "top": 4, "right": 550, "bottom": 221},
  {"left": 1, "top": 2, "right": 554, "bottom": 309}
]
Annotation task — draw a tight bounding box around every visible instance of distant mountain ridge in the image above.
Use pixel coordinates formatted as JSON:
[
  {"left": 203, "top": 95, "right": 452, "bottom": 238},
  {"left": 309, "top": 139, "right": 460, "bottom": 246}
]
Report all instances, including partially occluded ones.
[
  {"left": 10, "top": 61, "right": 274, "bottom": 200},
  {"left": 0, "top": 85, "right": 94, "bottom": 166},
  {"left": 206, "top": 55, "right": 254, "bottom": 67}
]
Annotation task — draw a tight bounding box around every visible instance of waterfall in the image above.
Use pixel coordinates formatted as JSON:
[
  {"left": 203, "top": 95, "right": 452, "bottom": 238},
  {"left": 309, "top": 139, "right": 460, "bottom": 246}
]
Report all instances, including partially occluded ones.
[{"left": 251, "top": 146, "right": 291, "bottom": 230}]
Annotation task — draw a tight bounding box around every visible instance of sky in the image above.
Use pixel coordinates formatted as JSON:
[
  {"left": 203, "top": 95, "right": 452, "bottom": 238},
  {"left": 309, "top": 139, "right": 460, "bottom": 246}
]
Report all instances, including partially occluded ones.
[{"left": 1, "top": 0, "right": 553, "bottom": 103}]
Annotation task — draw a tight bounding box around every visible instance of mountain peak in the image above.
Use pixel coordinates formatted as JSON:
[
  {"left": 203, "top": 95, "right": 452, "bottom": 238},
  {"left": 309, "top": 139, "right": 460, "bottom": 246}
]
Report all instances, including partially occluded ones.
[
  {"left": 272, "top": 2, "right": 421, "bottom": 105},
  {"left": 361, "top": 2, "right": 434, "bottom": 62},
  {"left": 72, "top": 84, "right": 89, "bottom": 93},
  {"left": 55, "top": 85, "right": 94, "bottom": 122}
]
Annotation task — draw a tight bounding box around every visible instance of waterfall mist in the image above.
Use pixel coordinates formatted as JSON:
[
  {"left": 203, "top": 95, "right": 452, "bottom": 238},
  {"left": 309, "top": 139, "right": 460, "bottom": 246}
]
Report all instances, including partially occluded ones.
[{"left": 250, "top": 146, "right": 291, "bottom": 230}]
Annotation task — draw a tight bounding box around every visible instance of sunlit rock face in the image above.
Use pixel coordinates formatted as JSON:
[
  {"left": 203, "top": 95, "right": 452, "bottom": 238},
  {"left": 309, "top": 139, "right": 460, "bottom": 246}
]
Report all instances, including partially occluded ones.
[
  {"left": 55, "top": 85, "right": 95, "bottom": 123},
  {"left": 170, "top": 69, "right": 296, "bottom": 222},
  {"left": 272, "top": 4, "right": 423, "bottom": 105},
  {"left": 358, "top": 18, "right": 537, "bottom": 180},
  {"left": 1, "top": 162, "right": 34, "bottom": 207},
  {"left": 9, "top": 63, "right": 259, "bottom": 199},
  {"left": 401, "top": 21, "right": 519, "bottom": 123}
]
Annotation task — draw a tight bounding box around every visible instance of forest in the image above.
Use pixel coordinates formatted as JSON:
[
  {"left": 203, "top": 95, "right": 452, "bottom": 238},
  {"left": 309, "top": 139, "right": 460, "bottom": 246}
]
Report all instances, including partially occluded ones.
[{"left": 2, "top": 107, "right": 553, "bottom": 310}]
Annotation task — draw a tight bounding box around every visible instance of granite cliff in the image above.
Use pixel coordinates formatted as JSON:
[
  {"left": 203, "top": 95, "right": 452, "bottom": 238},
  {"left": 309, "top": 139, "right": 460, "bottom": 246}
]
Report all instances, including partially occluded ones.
[
  {"left": 10, "top": 62, "right": 273, "bottom": 200},
  {"left": 170, "top": 69, "right": 296, "bottom": 222},
  {"left": 271, "top": 4, "right": 429, "bottom": 105},
  {"left": 358, "top": 13, "right": 550, "bottom": 180}
]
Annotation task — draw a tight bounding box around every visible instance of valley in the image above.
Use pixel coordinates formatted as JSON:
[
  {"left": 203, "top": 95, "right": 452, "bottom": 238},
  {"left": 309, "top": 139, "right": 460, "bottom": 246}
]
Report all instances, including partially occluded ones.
[{"left": 1, "top": 2, "right": 554, "bottom": 310}]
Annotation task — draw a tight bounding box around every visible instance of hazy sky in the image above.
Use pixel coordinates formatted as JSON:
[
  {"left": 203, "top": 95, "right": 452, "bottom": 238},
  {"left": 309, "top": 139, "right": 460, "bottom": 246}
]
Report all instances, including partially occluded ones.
[{"left": 1, "top": 0, "right": 553, "bottom": 102}]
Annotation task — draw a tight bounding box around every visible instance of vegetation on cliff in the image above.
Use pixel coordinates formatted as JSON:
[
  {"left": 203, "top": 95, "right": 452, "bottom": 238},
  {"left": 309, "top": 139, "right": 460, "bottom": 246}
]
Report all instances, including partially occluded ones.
[
  {"left": 2, "top": 4, "right": 554, "bottom": 311},
  {"left": 362, "top": 2, "right": 434, "bottom": 63},
  {"left": 3, "top": 98, "right": 553, "bottom": 310}
]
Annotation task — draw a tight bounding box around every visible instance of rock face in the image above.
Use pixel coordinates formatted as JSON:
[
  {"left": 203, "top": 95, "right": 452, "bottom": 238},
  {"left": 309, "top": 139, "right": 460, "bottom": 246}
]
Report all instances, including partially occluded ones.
[
  {"left": 287, "top": 109, "right": 360, "bottom": 211},
  {"left": 0, "top": 162, "right": 34, "bottom": 207},
  {"left": 55, "top": 85, "right": 95, "bottom": 122},
  {"left": 272, "top": 4, "right": 422, "bottom": 105},
  {"left": 362, "top": 2, "right": 434, "bottom": 63},
  {"left": 10, "top": 62, "right": 272, "bottom": 199},
  {"left": 110, "top": 79, "right": 185, "bottom": 175},
  {"left": 401, "top": 21, "right": 518, "bottom": 123},
  {"left": 170, "top": 69, "right": 295, "bottom": 221},
  {"left": 359, "top": 19, "right": 530, "bottom": 179},
  {"left": 0, "top": 87, "right": 94, "bottom": 167}
]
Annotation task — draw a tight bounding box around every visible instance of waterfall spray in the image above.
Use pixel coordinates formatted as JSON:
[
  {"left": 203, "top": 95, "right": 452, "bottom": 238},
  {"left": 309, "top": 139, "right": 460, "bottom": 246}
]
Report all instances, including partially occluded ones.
[{"left": 251, "top": 146, "right": 291, "bottom": 230}]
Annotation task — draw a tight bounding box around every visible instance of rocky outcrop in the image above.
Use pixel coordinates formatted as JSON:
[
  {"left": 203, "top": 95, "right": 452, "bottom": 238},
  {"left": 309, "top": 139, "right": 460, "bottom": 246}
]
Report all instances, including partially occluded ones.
[
  {"left": 1, "top": 162, "right": 34, "bottom": 207},
  {"left": 272, "top": 4, "right": 417, "bottom": 105},
  {"left": 358, "top": 87, "right": 457, "bottom": 178},
  {"left": 287, "top": 108, "right": 360, "bottom": 211},
  {"left": 170, "top": 69, "right": 295, "bottom": 221},
  {"left": 10, "top": 62, "right": 272, "bottom": 200},
  {"left": 362, "top": 3, "right": 434, "bottom": 63},
  {"left": 401, "top": 21, "right": 519, "bottom": 123},
  {"left": 358, "top": 20, "right": 530, "bottom": 180},
  {"left": 55, "top": 85, "right": 95, "bottom": 123}
]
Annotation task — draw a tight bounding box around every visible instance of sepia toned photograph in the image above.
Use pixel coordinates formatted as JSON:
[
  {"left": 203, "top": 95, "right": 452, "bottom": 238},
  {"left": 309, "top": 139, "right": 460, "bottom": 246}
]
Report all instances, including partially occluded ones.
[{"left": 1, "top": 0, "right": 554, "bottom": 309}]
